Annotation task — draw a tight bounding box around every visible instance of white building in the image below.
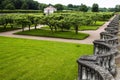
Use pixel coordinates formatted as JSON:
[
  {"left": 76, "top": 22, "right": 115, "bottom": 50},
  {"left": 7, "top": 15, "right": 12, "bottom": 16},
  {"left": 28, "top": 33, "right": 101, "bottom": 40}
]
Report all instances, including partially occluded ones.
[{"left": 44, "top": 6, "right": 57, "bottom": 15}]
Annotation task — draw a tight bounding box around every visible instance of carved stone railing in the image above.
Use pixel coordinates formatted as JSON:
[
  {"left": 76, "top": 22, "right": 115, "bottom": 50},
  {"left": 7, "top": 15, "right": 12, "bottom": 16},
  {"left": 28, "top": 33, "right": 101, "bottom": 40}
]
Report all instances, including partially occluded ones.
[
  {"left": 77, "top": 15, "right": 120, "bottom": 80},
  {"left": 100, "top": 32, "right": 115, "bottom": 40},
  {"left": 104, "top": 28, "right": 118, "bottom": 35},
  {"left": 77, "top": 60, "right": 115, "bottom": 80}
]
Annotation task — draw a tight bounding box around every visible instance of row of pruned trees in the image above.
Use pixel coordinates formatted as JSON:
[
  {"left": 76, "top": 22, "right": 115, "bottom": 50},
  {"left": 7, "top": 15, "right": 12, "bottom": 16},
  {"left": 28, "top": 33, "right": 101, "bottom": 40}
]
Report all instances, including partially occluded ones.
[
  {"left": 39, "top": 13, "right": 113, "bottom": 34},
  {"left": 0, "top": 13, "right": 113, "bottom": 34}
]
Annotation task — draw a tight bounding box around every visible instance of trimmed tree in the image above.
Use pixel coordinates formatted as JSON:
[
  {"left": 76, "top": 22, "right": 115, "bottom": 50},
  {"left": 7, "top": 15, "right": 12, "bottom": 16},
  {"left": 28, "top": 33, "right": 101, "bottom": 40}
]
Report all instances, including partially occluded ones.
[{"left": 92, "top": 3, "right": 99, "bottom": 12}]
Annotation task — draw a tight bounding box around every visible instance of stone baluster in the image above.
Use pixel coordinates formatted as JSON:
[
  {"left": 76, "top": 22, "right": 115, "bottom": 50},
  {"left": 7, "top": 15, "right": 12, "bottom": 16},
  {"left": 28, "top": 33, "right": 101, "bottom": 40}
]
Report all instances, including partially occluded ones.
[
  {"left": 87, "top": 68, "right": 91, "bottom": 80},
  {"left": 78, "top": 64, "right": 82, "bottom": 80},
  {"left": 82, "top": 67, "right": 87, "bottom": 79},
  {"left": 106, "top": 56, "right": 110, "bottom": 70},
  {"left": 109, "top": 55, "right": 116, "bottom": 75}
]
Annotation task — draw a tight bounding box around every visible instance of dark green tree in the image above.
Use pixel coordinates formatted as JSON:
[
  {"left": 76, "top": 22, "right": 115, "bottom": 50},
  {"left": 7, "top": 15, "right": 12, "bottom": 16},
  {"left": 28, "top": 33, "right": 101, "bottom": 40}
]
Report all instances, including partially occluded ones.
[
  {"left": 0, "top": 0, "right": 40, "bottom": 10},
  {"left": 0, "top": 0, "right": 3, "bottom": 10},
  {"left": 92, "top": 3, "right": 99, "bottom": 12},
  {"left": 79, "top": 4, "right": 88, "bottom": 12},
  {"left": 39, "top": 3, "right": 48, "bottom": 10},
  {"left": 15, "top": 18, "right": 30, "bottom": 31},
  {"left": 108, "top": 8, "right": 115, "bottom": 12},
  {"left": 67, "top": 4, "right": 74, "bottom": 10},
  {"left": 27, "top": 16, "right": 34, "bottom": 31},
  {"left": 99, "top": 8, "right": 107, "bottom": 12},
  {"left": 5, "top": 3, "right": 15, "bottom": 10},
  {"left": 33, "top": 17, "right": 40, "bottom": 30},
  {"left": 0, "top": 15, "right": 9, "bottom": 30},
  {"left": 21, "top": 2, "right": 29, "bottom": 9},
  {"left": 54, "top": 4, "right": 64, "bottom": 11},
  {"left": 115, "top": 5, "right": 120, "bottom": 12},
  {"left": 13, "top": 0, "right": 23, "bottom": 9}
]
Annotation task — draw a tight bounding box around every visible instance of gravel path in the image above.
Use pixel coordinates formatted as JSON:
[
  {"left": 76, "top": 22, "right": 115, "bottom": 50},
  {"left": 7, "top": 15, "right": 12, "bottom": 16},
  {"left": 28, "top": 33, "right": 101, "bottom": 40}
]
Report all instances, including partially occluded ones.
[{"left": 0, "top": 22, "right": 110, "bottom": 44}]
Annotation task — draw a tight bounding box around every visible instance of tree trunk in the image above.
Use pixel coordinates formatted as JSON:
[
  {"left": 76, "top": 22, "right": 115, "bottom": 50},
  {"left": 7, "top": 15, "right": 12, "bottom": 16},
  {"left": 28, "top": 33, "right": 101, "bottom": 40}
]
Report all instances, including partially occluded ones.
[
  {"left": 4, "top": 25, "right": 6, "bottom": 29},
  {"left": 49, "top": 26, "right": 53, "bottom": 33},
  {"left": 61, "top": 27, "right": 64, "bottom": 32},
  {"left": 35, "top": 24, "right": 37, "bottom": 29},
  {"left": 29, "top": 25, "right": 30, "bottom": 31},
  {"left": 22, "top": 26, "right": 24, "bottom": 32},
  {"left": 3, "top": 25, "right": 7, "bottom": 31},
  {"left": 75, "top": 26, "right": 78, "bottom": 34},
  {"left": 94, "top": 21, "right": 97, "bottom": 25},
  {"left": 10, "top": 24, "right": 13, "bottom": 29},
  {"left": 54, "top": 26, "right": 57, "bottom": 32}
]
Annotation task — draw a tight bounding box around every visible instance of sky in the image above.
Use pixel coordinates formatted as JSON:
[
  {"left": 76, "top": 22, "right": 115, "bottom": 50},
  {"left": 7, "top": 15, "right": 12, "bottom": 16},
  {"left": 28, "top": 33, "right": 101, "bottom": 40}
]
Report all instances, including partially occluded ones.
[{"left": 34, "top": 0, "right": 120, "bottom": 8}]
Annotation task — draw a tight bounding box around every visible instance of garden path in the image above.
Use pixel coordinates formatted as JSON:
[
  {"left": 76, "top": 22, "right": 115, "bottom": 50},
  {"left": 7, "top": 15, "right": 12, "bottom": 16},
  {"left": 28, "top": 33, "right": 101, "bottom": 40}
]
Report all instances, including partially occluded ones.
[{"left": 0, "top": 21, "right": 110, "bottom": 44}]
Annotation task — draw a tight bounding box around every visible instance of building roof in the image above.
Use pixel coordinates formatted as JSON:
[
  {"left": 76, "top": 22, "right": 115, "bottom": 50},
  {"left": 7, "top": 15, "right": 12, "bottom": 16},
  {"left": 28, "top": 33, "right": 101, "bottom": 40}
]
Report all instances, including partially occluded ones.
[{"left": 44, "top": 6, "right": 57, "bottom": 11}]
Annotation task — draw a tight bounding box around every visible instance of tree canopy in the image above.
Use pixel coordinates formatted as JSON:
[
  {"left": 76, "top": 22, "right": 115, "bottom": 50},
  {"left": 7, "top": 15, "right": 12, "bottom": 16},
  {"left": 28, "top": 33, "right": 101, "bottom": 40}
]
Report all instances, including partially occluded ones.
[
  {"left": 0, "top": 0, "right": 40, "bottom": 10},
  {"left": 92, "top": 3, "right": 99, "bottom": 12},
  {"left": 0, "top": 0, "right": 119, "bottom": 12},
  {"left": 79, "top": 4, "right": 88, "bottom": 12}
]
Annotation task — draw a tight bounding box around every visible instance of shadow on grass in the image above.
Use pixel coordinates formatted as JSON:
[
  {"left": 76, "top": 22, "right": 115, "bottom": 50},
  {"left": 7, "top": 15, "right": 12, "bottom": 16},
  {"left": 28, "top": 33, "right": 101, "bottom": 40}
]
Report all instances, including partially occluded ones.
[{"left": 15, "top": 29, "right": 89, "bottom": 40}]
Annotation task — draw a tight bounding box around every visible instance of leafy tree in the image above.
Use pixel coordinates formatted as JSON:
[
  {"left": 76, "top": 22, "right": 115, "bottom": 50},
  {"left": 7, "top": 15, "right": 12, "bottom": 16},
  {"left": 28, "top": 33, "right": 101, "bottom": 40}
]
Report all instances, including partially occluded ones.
[
  {"left": 54, "top": 4, "right": 64, "bottom": 11},
  {"left": 0, "top": 0, "right": 40, "bottom": 10},
  {"left": 79, "top": 4, "right": 88, "bottom": 12},
  {"left": 13, "top": 0, "right": 23, "bottom": 9},
  {"left": 65, "top": 15, "right": 84, "bottom": 34},
  {"left": 115, "top": 5, "right": 120, "bottom": 12},
  {"left": 26, "top": 0, "right": 39, "bottom": 10},
  {"left": 71, "top": 17, "right": 81, "bottom": 34},
  {"left": 27, "top": 16, "right": 34, "bottom": 31},
  {"left": 67, "top": 4, "right": 74, "bottom": 10},
  {"left": 33, "top": 17, "right": 40, "bottom": 29},
  {"left": 0, "top": 0, "right": 3, "bottom": 10},
  {"left": 108, "top": 8, "right": 115, "bottom": 12},
  {"left": 5, "top": 3, "right": 15, "bottom": 10},
  {"left": 99, "top": 8, "right": 107, "bottom": 12},
  {"left": 83, "top": 18, "right": 93, "bottom": 25},
  {"left": 21, "top": 2, "right": 29, "bottom": 9},
  {"left": 68, "top": 4, "right": 74, "bottom": 8},
  {"left": 90, "top": 14, "right": 100, "bottom": 24},
  {"left": 92, "top": 3, "right": 99, "bottom": 12},
  {"left": 31, "top": 1, "right": 39, "bottom": 10},
  {"left": 6, "top": 16, "right": 15, "bottom": 28},
  {"left": 15, "top": 17, "right": 30, "bottom": 31},
  {"left": 0, "top": 17, "right": 7, "bottom": 29},
  {"left": 39, "top": 3, "right": 48, "bottom": 10}
]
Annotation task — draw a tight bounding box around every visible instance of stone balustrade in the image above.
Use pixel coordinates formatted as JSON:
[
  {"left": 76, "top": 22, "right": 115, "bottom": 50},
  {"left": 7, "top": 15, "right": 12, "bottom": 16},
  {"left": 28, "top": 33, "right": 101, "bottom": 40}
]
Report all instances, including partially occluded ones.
[
  {"left": 77, "top": 60, "right": 115, "bottom": 80},
  {"left": 100, "top": 32, "right": 115, "bottom": 40},
  {"left": 77, "top": 15, "right": 120, "bottom": 80}
]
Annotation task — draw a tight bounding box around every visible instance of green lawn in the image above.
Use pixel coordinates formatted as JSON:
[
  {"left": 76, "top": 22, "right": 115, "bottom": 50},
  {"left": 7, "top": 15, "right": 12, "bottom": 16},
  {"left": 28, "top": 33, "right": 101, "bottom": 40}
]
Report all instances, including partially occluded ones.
[
  {"left": 0, "top": 36, "right": 93, "bottom": 80},
  {"left": 41, "top": 21, "right": 105, "bottom": 31},
  {"left": 79, "top": 21, "right": 105, "bottom": 31},
  {"left": 15, "top": 29, "right": 89, "bottom": 40}
]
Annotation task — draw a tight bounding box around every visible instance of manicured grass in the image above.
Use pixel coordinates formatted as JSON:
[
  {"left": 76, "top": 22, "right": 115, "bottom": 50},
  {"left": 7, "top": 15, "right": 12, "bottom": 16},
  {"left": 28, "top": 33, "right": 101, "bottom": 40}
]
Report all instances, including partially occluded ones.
[
  {"left": 41, "top": 21, "right": 105, "bottom": 31},
  {"left": 79, "top": 25, "right": 100, "bottom": 30},
  {"left": 0, "top": 36, "right": 93, "bottom": 80},
  {"left": 15, "top": 29, "right": 89, "bottom": 40},
  {"left": 79, "top": 21, "right": 105, "bottom": 31}
]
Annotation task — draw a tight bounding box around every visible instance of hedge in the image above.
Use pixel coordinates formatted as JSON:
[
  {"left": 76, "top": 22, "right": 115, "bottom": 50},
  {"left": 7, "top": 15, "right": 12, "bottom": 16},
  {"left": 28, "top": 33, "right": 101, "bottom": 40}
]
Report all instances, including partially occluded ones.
[{"left": 0, "top": 10, "right": 42, "bottom": 13}]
